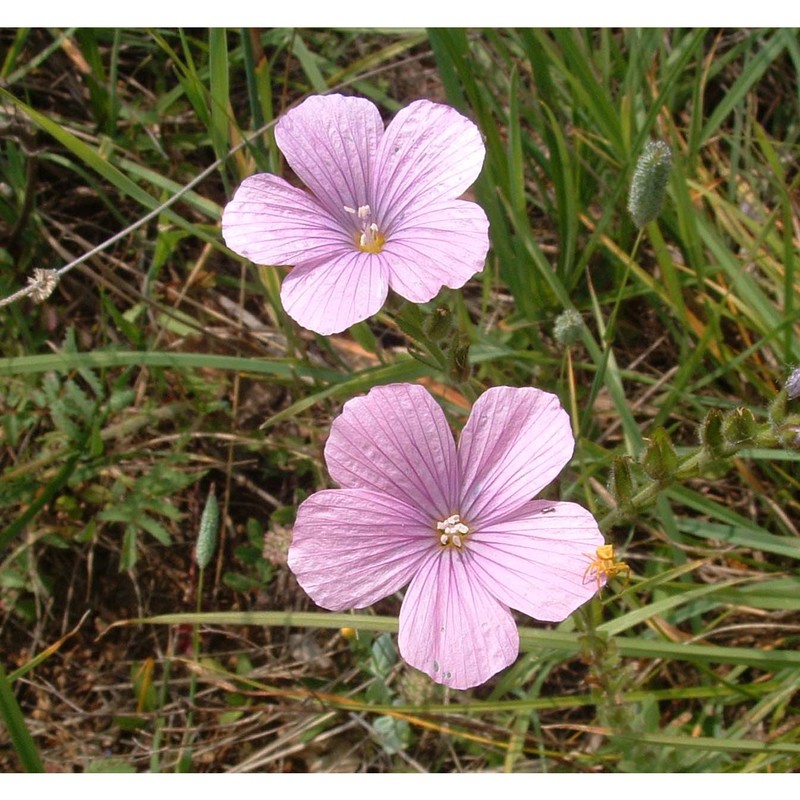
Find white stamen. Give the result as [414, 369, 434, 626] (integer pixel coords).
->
[359, 222, 380, 248]
[344, 204, 372, 221]
[436, 514, 470, 549]
[345, 204, 384, 252]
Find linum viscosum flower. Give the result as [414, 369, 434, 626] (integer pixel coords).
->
[288, 383, 604, 689]
[221, 94, 490, 335]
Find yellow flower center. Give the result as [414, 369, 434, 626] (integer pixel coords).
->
[344, 204, 385, 254]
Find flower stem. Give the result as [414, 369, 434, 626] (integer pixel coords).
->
[599, 420, 779, 533]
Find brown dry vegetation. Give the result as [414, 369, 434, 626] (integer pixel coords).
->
[2, 29, 800, 772]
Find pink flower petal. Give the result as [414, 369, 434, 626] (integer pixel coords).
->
[458, 387, 575, 523]
[222, 173, 349, 266]
[398, 549, 519, 689]
[324, 383, 459, 518]
[280, 250, 389, 335]
[276, 94, 384, 225]
[289, 488, 435, 610]
[468, 500, 604, 622]
[380, 198, 490, 302]
[373, 100, 485, 232]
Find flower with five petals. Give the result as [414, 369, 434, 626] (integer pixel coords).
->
[288, 383, 604, 689]
[222, 94, 490, 335]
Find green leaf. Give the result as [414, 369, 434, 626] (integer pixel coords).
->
[372, 715, 411, 755]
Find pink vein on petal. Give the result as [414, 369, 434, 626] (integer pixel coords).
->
[324, 383, 459, 518]
[280, 250, 388, 335]
[373, 100, 486, 231]
[221, 173, 351, 265]
[398, 549, 519, 690]
[276, 94, 384, 226]
[381, 198, 490, 302]
[288, 488, 435, 611]
[469, 500, 604, 622]
[458, 387, 575, 523]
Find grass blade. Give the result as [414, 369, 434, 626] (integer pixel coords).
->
[0, 661, 44, 772]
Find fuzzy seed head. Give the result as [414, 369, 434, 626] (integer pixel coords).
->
[628, 140, 672, 228]
[195, 490, 219, 570]
[553, 308, 584, 347]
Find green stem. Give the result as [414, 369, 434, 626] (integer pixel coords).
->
[174, 567, 204, 772]
[600, 423, 779, 532]
[602, 228, 644, 346]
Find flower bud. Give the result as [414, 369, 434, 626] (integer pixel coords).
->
[424, 305, 453, 342]
[721, 408, 758, 449]
[641, 427, 678, 482]
[776, 424, 800, 450]
[448, 335, 471, 383]
[700, 408, 730, 458]
[609, 456, 635, 511]
[785, 368, 800, 400]
[628, 140, 672, 228]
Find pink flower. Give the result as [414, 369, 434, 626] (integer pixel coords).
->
[288, 383, 604, 690]
[221, 94, 490, 335]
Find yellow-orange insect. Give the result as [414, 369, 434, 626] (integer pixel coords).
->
[583, 544, 631, 589]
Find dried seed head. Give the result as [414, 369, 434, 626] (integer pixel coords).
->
[28, 269, 59, 303]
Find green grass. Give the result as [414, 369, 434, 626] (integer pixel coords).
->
[1, 27, 799, 773]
